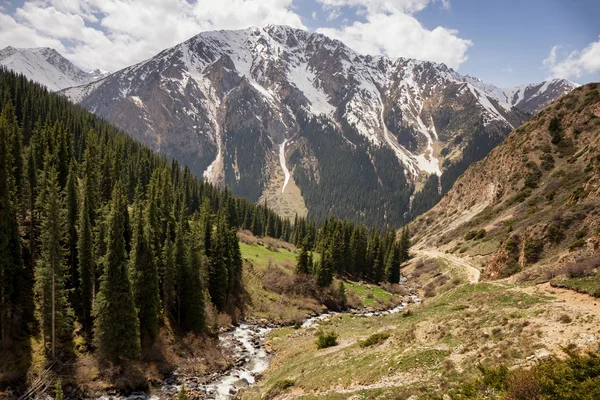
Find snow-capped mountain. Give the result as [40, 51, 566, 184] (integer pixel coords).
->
[60, 25, 577, 226]
[0, 46, 109, 91]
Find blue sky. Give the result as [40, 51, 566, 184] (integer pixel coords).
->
[1, 0, 599, 87]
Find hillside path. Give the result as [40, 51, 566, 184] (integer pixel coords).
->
[415, 248, 481, 283]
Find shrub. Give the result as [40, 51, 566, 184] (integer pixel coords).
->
[505, 369, 540, 400]
[561, 254, 600, 278]
[510, 188, 532, 204]
[524, 238, 543, 263]
[569, 239, 586, 251]
[546, 225, 565, 244]
[558, 314, 572, 324]
[540, 153, 555, 171]
[505, 235, 520, 254]
[359, 332, 390, 348]
[315, 329, 338, 349]
[548, 116, 562, 144]
[524, 164, 542, 189]
[464, 230, 478, 240]
[264, 379, 295, 400]
[545, 188, 556, 201]
[576, 227, 589, 239]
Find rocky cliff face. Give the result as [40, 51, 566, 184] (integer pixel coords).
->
[413, 83, 600, 280]
[59, 25, 577, 226]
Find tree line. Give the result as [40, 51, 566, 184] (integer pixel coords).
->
[0, 68, 411, 368]
[296, 217, 411, 287]
[0, 68, 292, 364]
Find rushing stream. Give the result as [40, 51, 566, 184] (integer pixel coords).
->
[97, 294, 421, 400]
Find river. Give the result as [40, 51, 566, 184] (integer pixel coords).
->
[97, 294, 421, 400]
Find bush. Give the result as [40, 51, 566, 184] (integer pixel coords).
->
[569, 239, 586, 251]
[546, 225, 565, 244]
[505, 369, 540, 400]
[548, 116, 562, 144]
[264, 379, 295, 400]
[315, 329, 338, 349]
[561, 254, 600, 278]
[558, 314, 572, 324]
[524, 238, 543, 263]
[359, 332, 390, 348]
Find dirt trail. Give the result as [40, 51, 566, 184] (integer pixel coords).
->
[515, 282, 600, 314]
[415, 248, 481, 283]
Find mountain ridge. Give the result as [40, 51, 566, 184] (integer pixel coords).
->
[53, 25, 577, 225]
[0, 46, 109, 91]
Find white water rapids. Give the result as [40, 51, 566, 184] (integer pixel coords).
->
[96, 294, 421, 400]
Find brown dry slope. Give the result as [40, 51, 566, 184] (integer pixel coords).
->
[412, 83, 600, 283]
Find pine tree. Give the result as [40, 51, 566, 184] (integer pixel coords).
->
[295, 239, 311, 275]
[209, 212, 229, 311]
[161, 223, 176, 318]
[385, 244, 401, 284]
[129, 200, 160, 345]
[77, 179, 94, 334]
[35, 164, 73, 360]
[177, 383, 189, 400]
[316, 249, 333, 287]
[0, 109, 24, 346]
[400, 226, 411, 262]
[66, 161, 79, 310]
[94, 182, 140, 362]
[183, 231, 205, 333]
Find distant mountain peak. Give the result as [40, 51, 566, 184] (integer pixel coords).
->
[0, 46, 107, 91]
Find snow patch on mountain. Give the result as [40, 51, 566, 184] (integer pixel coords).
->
[0, 46, 107, 91]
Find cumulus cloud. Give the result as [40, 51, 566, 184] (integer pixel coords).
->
[0, 0, 472, 72]
[543, 40, 600, 79]
[1, 0, 305, 71]
[315, 0, 471, 69]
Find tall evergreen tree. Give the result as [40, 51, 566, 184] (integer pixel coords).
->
[65, 161, 79, 309]
[209, 212, 229, 311]
[385, 243, 401, 284]
[400, 226, 411, 262]
[35, 164, 73, 360]
[77, 179, 94, 334]
[0, 108, 24, 346]
[94, 182, 140, 362]
[129, 200, 160, 345]
[295, 238, 311, 275]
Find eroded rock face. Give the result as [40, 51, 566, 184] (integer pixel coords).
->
[60, 25, 577, 225]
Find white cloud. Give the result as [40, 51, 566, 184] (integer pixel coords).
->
[543, 40, 600, 79]
[312, 11, 317, 20]
[0, 0, 471, 73]
[317, 10, 472, 69]
[317, 0, 433, 14]
[502, 64, 513, 73]
[1, 0, 305, 71]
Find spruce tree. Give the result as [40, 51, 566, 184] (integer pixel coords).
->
[183, 232, 205, 333]
[400, 226, 411, 262]
[77, 179, 94, 334]
[209, 212, 229, 311]
[0, 109, 24, 346]
[66, 161, 79, 310]
[385, 244, 401, 284]
[295, 239, 311, 275]
[129, 200, 160, 345]
[35, 165, 73, 360]
[94, 182, 140, 362]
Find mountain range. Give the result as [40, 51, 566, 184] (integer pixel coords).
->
[1, 26, 578, 226]
[0, 46, 108, 91]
